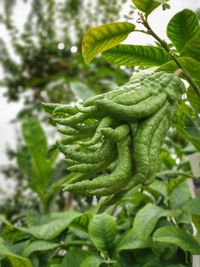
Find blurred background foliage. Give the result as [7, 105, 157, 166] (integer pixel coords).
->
[0, 0, 131, 115]
[0, 0, 132, 216]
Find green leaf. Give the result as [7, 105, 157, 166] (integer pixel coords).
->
[133, 203, 167, 239]
[183, 198, 200, 216]
[61, 249, 93, 267]
[148, 179, 167, 197]
[0, 215, 12, 226]
[167, 9, 200, 52]
[22, 240, 59, 257]
[157, 57, 200, 80]
[88, 213, 116, 253]
[151, 241, 177, 260]
[21, 117, 55, 198]
[22, 211, 80, 240]
[0, 238, 32, 267]
[176, 104, 200, 151]
[70, 82, 95, 100]
[116, 228, 151, 252]
[69, 212, 92, 232]
[157, 57, 200, 99]
[102, 45, 169, 67]
[80, 255, 105, 267]
[153, 226, 200, 254]
[22, 117, 47, 157]
[187, 86, 200, 112]
[82, 22, 135, 63]
[17, 146, 34, 182]
[181, 36, 200, 62]
[169, 180, 192, 210]
[132, 0, 169, 15]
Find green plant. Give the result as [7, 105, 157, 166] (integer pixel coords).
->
[0, 1, 200, 267]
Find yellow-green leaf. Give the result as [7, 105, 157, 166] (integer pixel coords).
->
[102, 44, 170, 67]
[82, 22, 135, 64]
[132, 0, 169, 15]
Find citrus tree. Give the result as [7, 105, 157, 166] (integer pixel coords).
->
[0, 1, 200, 267]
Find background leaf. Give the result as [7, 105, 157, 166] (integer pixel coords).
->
[82, 22, 135, 63]
[22, 240, 59, 257]
[102, 45, 169, 67]
[0, 238, 32, 267]
[88, 213, 116, 253]
[70, 82, 95, 100]
[153, 226, 200, 254]
[21, 117, 53, 198]
[167, 9, 200, 52]
[133, 203, 167, 240]
[22, 117, 48, 157]
[59, 249, 93, 267]
[22, 211, 80, 240]
[80, 255, 105, 267]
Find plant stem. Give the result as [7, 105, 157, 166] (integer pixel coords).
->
[138, 13, 200, 98]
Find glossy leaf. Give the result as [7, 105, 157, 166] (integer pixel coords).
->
[179, 202, 200, 226]
[81, 255, 105, 267]
[167, 9, 200, 52]
[169, 180, 192, 210]
[88, 213, 116, 253]
[82, 22, 135, 63]
[61, 249, 93, 267]
[132, 0, 169, 15]
[116, 228, 151, 252]
[0, 238, 32, 267]
[157, 57, 200, 80]
[181, 36, 200, 62]
[133, 203, 167, 240]
[22, 240, 59, 257]
[148, 179, 167, 197]
[153, 226, 200, 254]
[22, 211, 80, 240]
[69, 212, 92, 232]
[102, 45, 169, 67]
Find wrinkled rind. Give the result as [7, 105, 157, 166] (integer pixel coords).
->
[43, 71, 184, 197]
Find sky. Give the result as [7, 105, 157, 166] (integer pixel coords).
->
[0, 0, 199, 191]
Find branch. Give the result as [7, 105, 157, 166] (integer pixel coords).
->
[137, 13, 200, 99]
